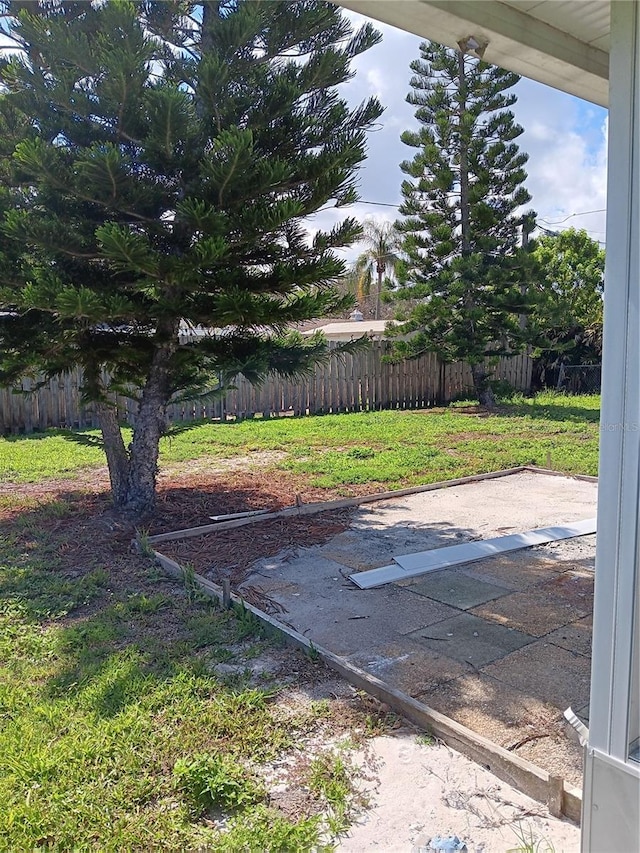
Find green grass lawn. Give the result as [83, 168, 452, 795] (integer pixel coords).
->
[0, 392, 601, 487]
[0, 496, 376, 851]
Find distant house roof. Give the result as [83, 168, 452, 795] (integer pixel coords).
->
[303, 320, 399, 340]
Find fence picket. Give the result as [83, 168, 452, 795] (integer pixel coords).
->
[0, 346, 533, 434]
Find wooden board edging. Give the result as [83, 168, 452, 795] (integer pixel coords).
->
[146, 466, 529, 545]
[522, 465, 599, 483]
[149, 546, 581, 823]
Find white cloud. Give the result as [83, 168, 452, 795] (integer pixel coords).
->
[365, 67, 387, 100]
[514, 80, 608, 241]
[333, 11, 609, 249]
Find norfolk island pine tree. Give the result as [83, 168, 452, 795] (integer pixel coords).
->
[390, 41, 539, 408]
[0, 0, 383, 516]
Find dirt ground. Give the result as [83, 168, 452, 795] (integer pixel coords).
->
[339, 731, 580, 852]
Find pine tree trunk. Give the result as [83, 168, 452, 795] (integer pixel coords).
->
[458, 50, 480, 367]
[471, 363, 497, 409]
[123, 339, 175, 517]
[519, 215, 533, 330]
[458, 51, 471, 257]
[97, 401, 130, 507]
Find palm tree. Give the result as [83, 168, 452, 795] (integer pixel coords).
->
[353, 219, 404, 320]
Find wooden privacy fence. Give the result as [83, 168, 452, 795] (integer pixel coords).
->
[0, 343, 532, 434]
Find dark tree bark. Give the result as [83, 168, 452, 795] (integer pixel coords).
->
[122, 340, 175, 517]
[471, 363, 497, 409]
[96, 401, 130, 507]
[96, 335, 176, 518]
[375, 259, 384, 320]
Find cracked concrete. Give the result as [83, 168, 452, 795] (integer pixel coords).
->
[237, 470, 597, 786]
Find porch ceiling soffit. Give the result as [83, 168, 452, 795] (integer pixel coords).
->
[338, 0, 610, 107]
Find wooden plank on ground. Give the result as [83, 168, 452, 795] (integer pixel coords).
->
[147, 466, 528, 544]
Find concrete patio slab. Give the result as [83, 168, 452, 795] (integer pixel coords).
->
[241, 554, 460, 655]
[470, 581, 591, 637]
[535, 569, 595, 611]
[407, 612, 535, 668]
[482, 641, 592, 710]
[418, 673, 581, 786]
[316, 527, 468, 571]
[347, 470, 596, 537]
[345, 638, 471, 696]
[423, 672, 585, 786]
[546, 615, 593, 658]
[230, 469, 598, 787]
[419, 670, 560, 732]
[460, 552, 571, 591]
[403, 571, 510, 609]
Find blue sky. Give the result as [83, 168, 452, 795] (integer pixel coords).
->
[309, 11, 608, 261]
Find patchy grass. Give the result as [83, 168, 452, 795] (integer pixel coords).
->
[0, 392, 600, 486]
[507, 822, 557, 853]
[308, 750, 364, 838]
[0, 491, 387, 851]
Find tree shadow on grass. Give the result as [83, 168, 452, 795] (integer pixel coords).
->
[497, 399, 600, 424]
[1, 425, 104, 445]
[0, 484, 277, 721]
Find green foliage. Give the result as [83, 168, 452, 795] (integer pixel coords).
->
[347, 446, 376, 459]
[351, 219, 404, 319]
[0, 0, 383, 513]
[173, 752, 264, 815]
[282, 443, 457, 487]
[533, 228, 604, 330]
[391, 42, 538, 404]
[416, 732, 435, 746]
[308, 751, 357, 836]
[0, 562, 109, 621]
[0, 428, 123, 483]
[530, 228, 605, 381]
[307, 641, 321, 662]
[232, 601, 264, 640]
[181, 563, 205, 605]
[135, 529, 156, 559]
[0, 497, 349, 851]
[507, 822, 556, 853]
[215, 806, 326, 852]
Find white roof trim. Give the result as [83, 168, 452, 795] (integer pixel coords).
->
[340, 0, 609, 106]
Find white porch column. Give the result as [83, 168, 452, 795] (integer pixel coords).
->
[582, 1, 640, 850]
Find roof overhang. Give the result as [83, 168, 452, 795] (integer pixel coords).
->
[338, 0, 610, 107]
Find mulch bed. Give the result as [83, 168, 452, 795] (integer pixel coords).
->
[157, 508, 356, 588]
[1, 468, 361, 588]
